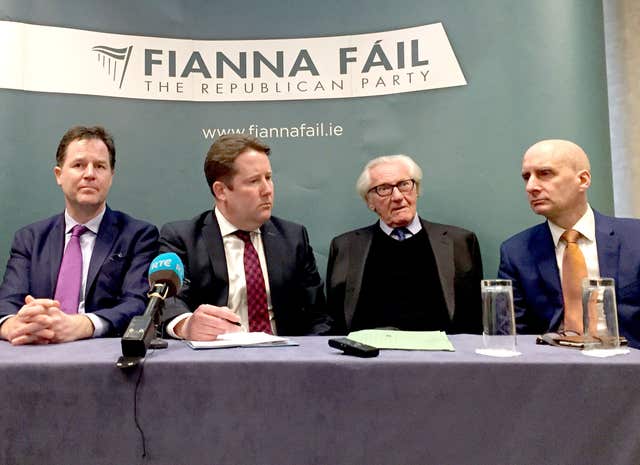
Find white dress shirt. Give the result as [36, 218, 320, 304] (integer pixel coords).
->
[167, 207, 276, 338]
[547, 204, 600, 280]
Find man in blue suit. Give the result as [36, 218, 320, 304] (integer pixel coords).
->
[498, 139, 640, 347]
[0, 126, 158, 345]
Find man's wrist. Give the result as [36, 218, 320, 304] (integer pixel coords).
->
[83, 315, 95, 338]
[84, 313, 108, 337]
[174, 318, 187, 339]
[166, 312, 191, 339]
[72, 315, 95, 340]
[0, 316, 15, 340]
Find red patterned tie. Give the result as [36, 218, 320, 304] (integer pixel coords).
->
[54, 224, 88, 314]
[234, 231, 272, 334]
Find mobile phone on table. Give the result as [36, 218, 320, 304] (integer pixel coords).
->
[328, 337, 379, 358]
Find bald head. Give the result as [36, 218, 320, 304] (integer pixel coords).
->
[521, 139, 592, 229]
[524, 139, 591, 172]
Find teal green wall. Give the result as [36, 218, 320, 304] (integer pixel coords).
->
[0, 0, 612, 280]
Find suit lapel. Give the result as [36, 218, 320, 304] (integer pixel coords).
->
[202, 212, 230, 305]
[86, 207, 117, 295]
[261, 220, 284, 308]
[48, 214, 66, 294]
[594, 212, 620, 283]
[423, 220, 455, 320]
[531, 223, 564, 329]
[344, 225, 374, 329]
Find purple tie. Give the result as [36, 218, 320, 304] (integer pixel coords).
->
[234, 230, 272, 334]
[54, 224, 88, 314]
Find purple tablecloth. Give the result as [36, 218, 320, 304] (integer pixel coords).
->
[1, 335, 639, 465]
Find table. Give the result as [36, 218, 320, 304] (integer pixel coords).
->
[1, 335, 639, 465]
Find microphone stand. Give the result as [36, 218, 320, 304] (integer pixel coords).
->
[116, 282, 170, 368]
[147, 283, 168, 350]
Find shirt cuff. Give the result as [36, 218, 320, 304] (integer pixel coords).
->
[85, 313, 109, 338]
[0, 314, 14, 336]
[166, 312, 192, 339]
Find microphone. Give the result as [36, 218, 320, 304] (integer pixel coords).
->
[118, 253, 184, 365]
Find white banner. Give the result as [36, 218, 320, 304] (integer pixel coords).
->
[0, 20, 466, 102]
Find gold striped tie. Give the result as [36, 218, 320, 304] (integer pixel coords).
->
[561, 229, 587, 333]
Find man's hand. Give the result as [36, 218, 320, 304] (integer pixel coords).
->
[0, 295, 94, 345]
[1, 296, 58, 344]
[41, 308, 95, 343]
[175, 305, 242, 341]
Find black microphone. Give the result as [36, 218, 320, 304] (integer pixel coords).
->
[117, 253, 184, 366]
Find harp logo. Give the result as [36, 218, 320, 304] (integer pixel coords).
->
[91, 45, 133, 89]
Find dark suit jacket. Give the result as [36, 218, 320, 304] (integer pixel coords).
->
[498, 210, 640, 348]
[159, 210, 332, 336]
[326, 218, 483, 334]
[0, 207, 159, 336]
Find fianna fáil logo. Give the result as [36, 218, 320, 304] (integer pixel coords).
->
[91, 45, 133, 89]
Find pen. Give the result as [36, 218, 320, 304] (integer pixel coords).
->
[221, 317, 242, 327]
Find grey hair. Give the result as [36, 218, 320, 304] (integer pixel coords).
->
[355, 154, 423, 201]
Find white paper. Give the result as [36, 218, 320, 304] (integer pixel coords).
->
[186, 332, 289, 349]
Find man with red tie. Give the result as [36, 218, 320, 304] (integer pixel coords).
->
[498, 139, 640, 347]
[0, 126, 158, 345]
[160, 134, 331, 340]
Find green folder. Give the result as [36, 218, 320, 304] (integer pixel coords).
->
[347, 329, 455, 351]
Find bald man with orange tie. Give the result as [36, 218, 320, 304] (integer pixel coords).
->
[498, 139, 640, 347]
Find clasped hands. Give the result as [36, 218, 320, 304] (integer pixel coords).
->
[175, 304, 243, 341]
[0, 295, 94, 345]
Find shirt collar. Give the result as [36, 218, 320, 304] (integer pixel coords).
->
[214, 206, 262, 237]
[378, 215, 422, 236]
[64, 208, 105, 235]
[548, 204, 595, 247]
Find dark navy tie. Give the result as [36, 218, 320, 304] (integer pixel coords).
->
[391, 227, 411, 241]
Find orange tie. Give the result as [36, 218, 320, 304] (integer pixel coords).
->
[561, 229, 587, 333]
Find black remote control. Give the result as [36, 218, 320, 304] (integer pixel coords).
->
[328, 337, 380, 358]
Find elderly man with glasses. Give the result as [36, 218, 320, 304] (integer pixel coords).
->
[326, 154, 483, 334]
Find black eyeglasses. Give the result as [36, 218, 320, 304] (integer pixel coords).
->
[368, 179, 415, 197]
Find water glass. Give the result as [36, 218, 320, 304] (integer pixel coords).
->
[582, 277, 620, 350]
[476, 279, 520, 357]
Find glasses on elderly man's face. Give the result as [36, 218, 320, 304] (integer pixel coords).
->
[368, 179, 415, 197]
